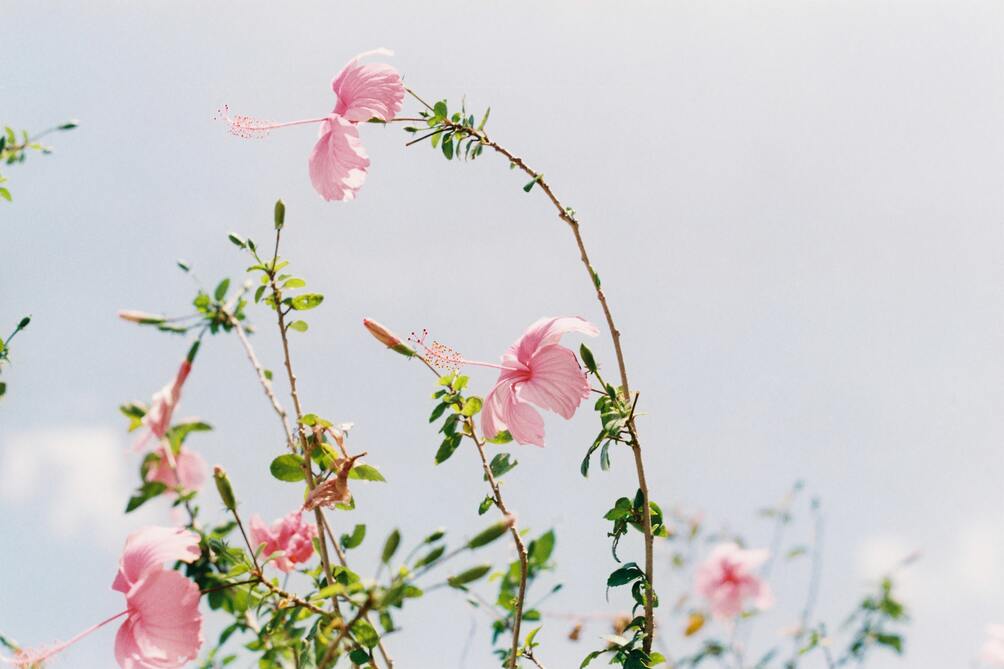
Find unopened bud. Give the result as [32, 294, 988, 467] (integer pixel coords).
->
[363, 318, 414, 357]
[117, 310, 166, 325]
[274, 199, 285, 230]
[213, 465, 237, 511]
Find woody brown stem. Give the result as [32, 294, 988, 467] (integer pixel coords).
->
[470, 421, 529, 669]
[319, 598, 374, 668]
[321, 514, 395, 669]
[422, 108, 657, 653]
[265, 226, 341, 620]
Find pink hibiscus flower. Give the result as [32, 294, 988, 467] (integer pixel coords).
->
[249, 511, 318, 572]
[982, 625, 1004, 666]
[136, 359, 192, 451]
[483, 317, 599, 446]
[218, 49, 404, 201]
[410, 316, 598, 446]
[112, 527, 203, 669]
[2, 527, 202, 668]
[694, 542, 774, 620]
[145, 445, 208, 492]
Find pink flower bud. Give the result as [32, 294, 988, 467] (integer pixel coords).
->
[117, 310, 166, 324]
[363, 318, 414, 357]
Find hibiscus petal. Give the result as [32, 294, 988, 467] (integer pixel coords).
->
[733, 547, 769, 571]
[331, 49, 405, 123]
[174, 448, 207, 490]
[126, 568, 203, 668]
[112, 527, 200, 593]
[753, 581, 774, 611]
[517, 344, 591, 419]
[481, 379, 512, 441]
[115, 618, 143, 669]
[145, 447, 207, 491]
[503, 388, 546, 447]
[308, 115, 370, 201]
[512, 316, 599, 365]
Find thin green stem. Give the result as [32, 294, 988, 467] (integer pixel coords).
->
[415, 355, 528, 669]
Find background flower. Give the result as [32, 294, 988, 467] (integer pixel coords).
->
[694, 542, 773, 620]
[249, 511, 317, 572]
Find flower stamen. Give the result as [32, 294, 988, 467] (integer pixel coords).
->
[214, 105, 328, 140]
[409, 329, 462, 371]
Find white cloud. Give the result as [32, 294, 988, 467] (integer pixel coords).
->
[951, 521, 1004, 597]
[0, 426, 161, 550]
[854, 533, 927, 606]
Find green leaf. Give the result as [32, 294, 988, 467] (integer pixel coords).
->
[600, 441, 611, 471]
[486, 430, 513, 444]
[442, 135, 454, 160]
[269, 454, 305, 482]
[422, 529, 446, 544]
[349, 649, 371, 664]
[413, 545, 445, 569]
[580, 436, 605, 477]
[290, 293, 324, 311]
[579, 344, 597, 374]
[351, 618, 380, 649]
[581, 650, 605, 668]
[299, 413, 332, 428]
[448, 563, 492, 588]
[607, 562, 644, 587]
[126, 481, 168, 512]
[433, 101, 448, 119]
[875, 634, 903, 654]
[461, 396, 483, 417]
[529, 530, 555, 566]
[435, 434, 462, 464]
[166, 421, 213, 449]
[468, 519, 510, 549]
[0, 188, 10, 202]
[478, 495, 494, 515]
[477, 106, 491, 131]
[214, 278, 230, 301]
[523, 174, 543, 192]
[340, 524, 366, 550]
[227, 233, 246, 249]
[486, 452, 517, 480]
[282, 278, 306, 289]
[429, 401, 449, 423]
[287, 320, 308, 333]
[381, 529, 401, 564]
[348, 463, 386, 482]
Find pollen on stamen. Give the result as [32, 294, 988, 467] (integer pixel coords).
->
[213, 104, 273, 139]
[408, 328, 463, 371]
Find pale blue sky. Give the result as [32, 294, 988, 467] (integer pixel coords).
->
[2, 1, 1003, 667]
